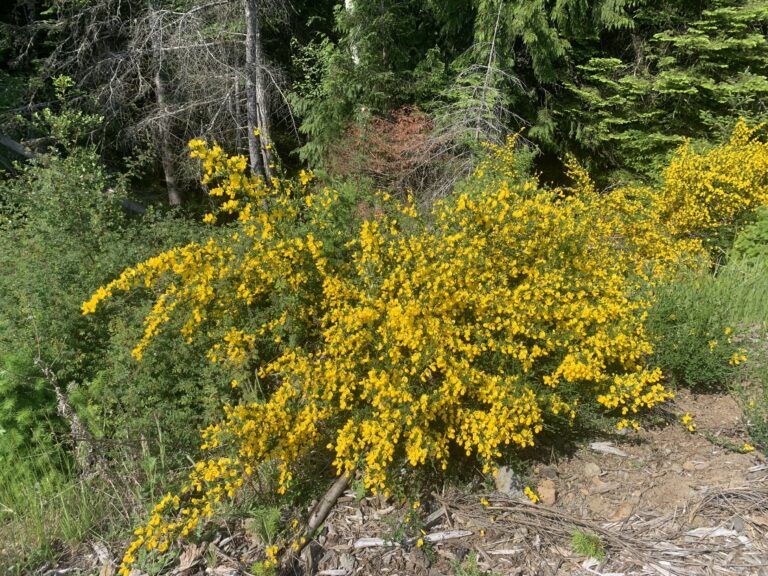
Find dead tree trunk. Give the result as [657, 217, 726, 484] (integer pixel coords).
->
[345, 0, 360, 65]
[150, 8, 182, 206]
[244, 0, 272, 180]
[35, 356, 106, 476]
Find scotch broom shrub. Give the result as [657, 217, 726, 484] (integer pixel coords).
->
[82, 122, 768, 575]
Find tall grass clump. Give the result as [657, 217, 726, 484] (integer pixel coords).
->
[0, 437, 186, 574]
[0, 449, 108, 572]
[648, 227, 768, 445]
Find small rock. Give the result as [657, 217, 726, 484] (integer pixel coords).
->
[683, 461, 696, 471]
[750, 513, 768, 528]
[92, 541, 113, 566]
[339, 553, 355, 572]
[495, 465, 521, 495]
[730, 516, 746, 533]
[690, 515, 710, 528]
[584, 462, 601, 478]
[539, 465, 558, 479]
[537, 479, 557, 506]
[207, 569, 238, 576]
[609, 502, 633, 520]
[589, 442, 628, 457]
[588, 496, 609, 516]
[591, 479, 619, 494]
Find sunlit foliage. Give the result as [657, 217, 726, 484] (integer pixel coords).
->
[81, 122, 768, 575]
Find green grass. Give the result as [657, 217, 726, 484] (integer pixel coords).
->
[712, 259, 768, 327]
[245, 506, 282, 546]
[454, 552, 497, 576]
[0, 450, 108, 572]
[648, 258, 768, 384]
[0, 440, 179, 575]
[703, 258, 768, 451]
[571, 529, 606, 561]
[648, 256, 768, 449]
[732, 334, 768, 451]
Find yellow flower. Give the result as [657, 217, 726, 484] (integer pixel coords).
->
[729, 351, 748, 366]
[266, 544, 279, 562]
[524, 486, 540, 504]
[88, 123, 768, 570]
[299, 169, 315, 186]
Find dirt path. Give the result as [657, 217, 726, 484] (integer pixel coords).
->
[312, 391, 767, 576]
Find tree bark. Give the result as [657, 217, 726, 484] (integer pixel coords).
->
[150, 7, 182, 206]
[244, 0, 272, 180]
[345, 0, 360, 65]
[0, 134, 35, 159]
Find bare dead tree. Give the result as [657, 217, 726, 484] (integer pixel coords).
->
[245, 0, 272, 179]
[413, 3, 530, 205]
[45, 0, 291, 200]
[149, 5, 182, 205]
[344, 0, 360, 65]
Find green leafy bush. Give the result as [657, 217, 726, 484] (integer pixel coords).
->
[648, 253, 768, 390]
[647, 270, 741, 390]
[733, 207, 768, 261]
[0, 145, 228, 467]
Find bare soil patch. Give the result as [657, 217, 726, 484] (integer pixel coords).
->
[309, 391, 767, 576]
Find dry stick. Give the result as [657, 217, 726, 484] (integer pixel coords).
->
[31, 317, 107, 477]
[277, 473, 350, 576]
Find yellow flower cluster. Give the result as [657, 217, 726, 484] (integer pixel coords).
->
[656, 120, 768, 239]
[524, 486, 540, 503]
[121, 456, 244, 569]
[729, 350, 748, 366]
[83, 124, 768, 576]
[681, 412, 696, 433]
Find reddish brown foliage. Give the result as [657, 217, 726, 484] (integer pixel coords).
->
[328, 106, 439, 196]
